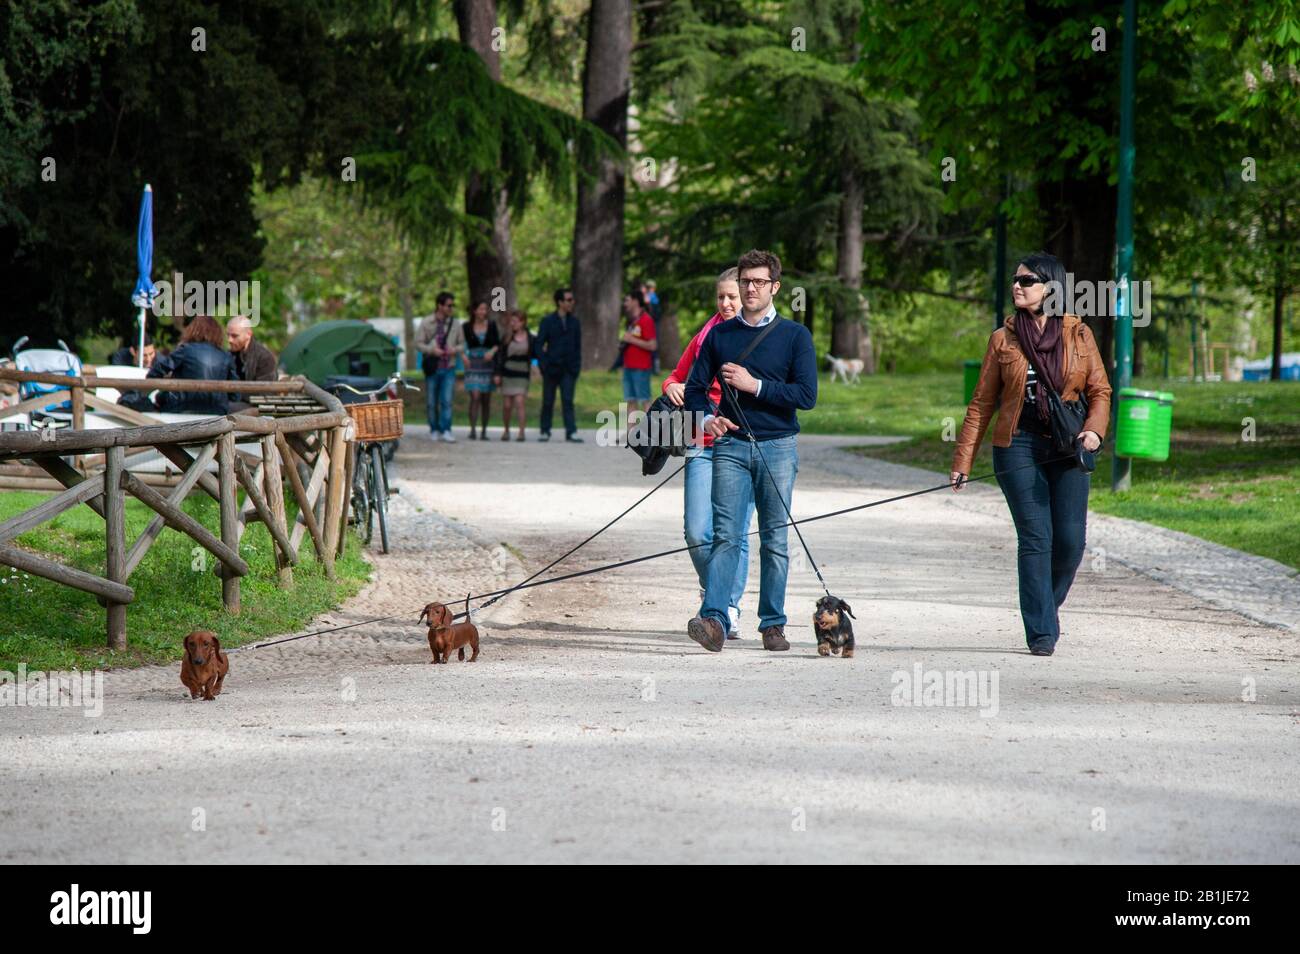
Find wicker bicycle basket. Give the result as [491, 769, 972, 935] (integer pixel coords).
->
[346, 399, 404, 442]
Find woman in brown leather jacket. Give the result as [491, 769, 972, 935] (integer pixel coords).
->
[950, 252, 1112, 656]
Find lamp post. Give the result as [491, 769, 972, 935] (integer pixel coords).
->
[1111, 0, 1137, 492]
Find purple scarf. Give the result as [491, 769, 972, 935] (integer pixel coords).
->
[434, 316, 453, 371]
[1016, 310, 1064, 422]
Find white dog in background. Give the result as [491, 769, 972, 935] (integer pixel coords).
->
[827, 354, 865, 385]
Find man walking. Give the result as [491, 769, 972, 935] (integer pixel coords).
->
[415, 291, 465, 442]
[534, 287, 583, 443]
[643, 278, 662, 374]
[683, 249, 818, 652]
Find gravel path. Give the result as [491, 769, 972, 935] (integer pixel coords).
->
[2, 427, 1297, 863]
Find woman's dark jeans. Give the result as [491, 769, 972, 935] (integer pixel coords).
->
[993, 431, 1090, 652]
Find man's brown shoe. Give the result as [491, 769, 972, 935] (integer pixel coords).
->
[762, 625, 790, 652]
[688, 616, 725, 652]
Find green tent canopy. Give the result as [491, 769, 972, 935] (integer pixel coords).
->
[278, 320, 400, 384]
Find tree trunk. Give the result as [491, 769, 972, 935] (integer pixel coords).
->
[455, 0, 517, 316]
[1038, 173, 1117, 376]
[572, 0, 631, 370]
[831, 165, 874, 372]
[658, 305, 682, 369]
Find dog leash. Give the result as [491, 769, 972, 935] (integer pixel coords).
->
[718, 367, 833, 600]
[240, 461, 688, 652]
[434, 452, 1077, 607]
[473, 460, 687, 613]
[239, 452, 1071, 655]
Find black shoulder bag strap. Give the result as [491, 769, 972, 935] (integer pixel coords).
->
[734, 314, 784, 366]
[716, 315, 785, 436]
[626, 317, 785, 469]
[1015, 325, 1095, 471]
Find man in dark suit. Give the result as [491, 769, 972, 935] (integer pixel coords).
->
[534, 287, 583, 443]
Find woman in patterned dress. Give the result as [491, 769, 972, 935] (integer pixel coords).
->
[462, 300, 500, 440]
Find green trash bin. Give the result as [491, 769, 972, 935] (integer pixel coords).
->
[963, 359, 982, 404]
[1115, 387, 1172, 461]
[1156, 391, 1174, 458]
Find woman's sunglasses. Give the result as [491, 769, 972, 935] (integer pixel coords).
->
[1011, 273, 1045, 288]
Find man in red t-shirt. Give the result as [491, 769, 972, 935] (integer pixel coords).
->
[620, 290, 657, 414]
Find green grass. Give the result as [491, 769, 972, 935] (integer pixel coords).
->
[843, 375, 1300, 571]
[1084, 382, 1300, 569]
[0, 491, 370, 672]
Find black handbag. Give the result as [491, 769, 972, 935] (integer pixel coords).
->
[1017, 333, 1096, 472]
[627, 394, 688, 475]
[627, 315, 784, 475]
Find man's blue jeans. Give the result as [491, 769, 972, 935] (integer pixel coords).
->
[685, 444, 752, 623]
[700, 434, 798, 633]
[992, 430, 1091, 651]
[425, 368, 455, 434]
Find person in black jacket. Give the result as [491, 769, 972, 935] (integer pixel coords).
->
[493, 309, 536, 441]
[533, 287, 583, 443]
[108, 333, 155, 369]
[146, 316, 239, 415]
[462, 300, 501, 440]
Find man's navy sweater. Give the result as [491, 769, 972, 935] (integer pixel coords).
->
[683, 314, 818, 440]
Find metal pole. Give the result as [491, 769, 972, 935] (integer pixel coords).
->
[1111, 0, 1137, 492]
[1162, 305, 1170, 379]
[1190, 279, 1200, 380]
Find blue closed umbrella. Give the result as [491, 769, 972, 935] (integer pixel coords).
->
[130, 184, 155, 367]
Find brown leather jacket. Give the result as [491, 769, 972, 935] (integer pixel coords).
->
[952, 314, 1112, 475]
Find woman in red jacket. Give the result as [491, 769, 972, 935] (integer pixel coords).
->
[663, 267, 755, 639]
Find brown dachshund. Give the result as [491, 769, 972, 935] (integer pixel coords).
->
[181, 630, 229, 700]
[421, 596, 480, 663]
[418, 601, 453, 631]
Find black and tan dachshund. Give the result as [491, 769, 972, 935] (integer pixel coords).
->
[812, 595, 856, 658]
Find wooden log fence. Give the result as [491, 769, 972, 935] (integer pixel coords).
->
[0, 371, 359, 647]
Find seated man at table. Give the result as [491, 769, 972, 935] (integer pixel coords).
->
[225, 315, 277, 413]
[108, 333, 156, 369]
[226, 315, 278, 382]
[146, 316, 239, 415]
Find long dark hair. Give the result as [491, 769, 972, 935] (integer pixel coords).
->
[1016, 251, 1068, 318]
[178, 315, 225, 348]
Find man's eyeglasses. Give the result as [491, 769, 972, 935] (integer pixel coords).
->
[1011, 274, 1044, 288]
[738, 278, 774, 290]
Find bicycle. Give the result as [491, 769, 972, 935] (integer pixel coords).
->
[332, 373, 419, 554]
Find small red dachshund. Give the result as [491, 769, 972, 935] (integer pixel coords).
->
[181, 630, 229, 700]
[420, 597, 480, 664]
